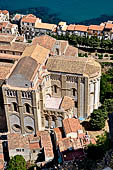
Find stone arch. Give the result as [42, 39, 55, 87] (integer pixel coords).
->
[53, 85, 58, 93]
[57, 116, 63, 127]
[9, 114, 21, 133]
[12, 102, 18, 112]
[24, 116, 35, 134]
[51, 115, 56, 128]
[44, 114, 49, 128]
[23, 103, 32, 114]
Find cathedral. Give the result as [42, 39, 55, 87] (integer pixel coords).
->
[2, 35, 101, 134]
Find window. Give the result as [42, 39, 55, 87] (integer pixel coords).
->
[12, 102, 18, 112]
[45, 116, 49, 128]
[72, 88, 76, 96]
[75, 101, 78, 108]
[25, 103, 31, 113]
[53, 85, 57, 93]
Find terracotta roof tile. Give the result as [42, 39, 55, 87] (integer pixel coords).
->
[54, 127, 63, 141]
[46, 57, 101, 77]
[32, 35, 56, 50]
[74, 25, 88, 32]
[0, 62, 13, 80]
[105, 23, 113, 29]
[35, 22, 57, 31]
[88, 25, 104, 31]
[65, 45, 78, 57]
[63, 118, 82, 134]
[67, 24, 75, 31]
[22, 44, 50, 64]
[40, 131, 54, 159]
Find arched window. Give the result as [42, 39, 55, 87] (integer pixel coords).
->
[72, 88, 76, 96]
[57, 117, 63, 127]
[51, 116, 56, 128]
[12, 102, 18, 112]
[53, 85, 57, 93]
[25, 103, 31, 113]
[45, 115, 49, 128]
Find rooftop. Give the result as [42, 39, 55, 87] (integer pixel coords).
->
[88, 25, 104, 31]
[63, 118, 82, 134]
[8, 56, 38, 81]
[22, 44, 50, 64]
[35, 22, 57, 31]
[46, 57, 101, 77]
[0, 62, 13, 80]
[32, 35, 56, 50]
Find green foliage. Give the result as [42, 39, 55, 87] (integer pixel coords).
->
[27, 40, 32, 43]
[86, 132, 111, 160]
[100, 68, 113, 102]
[51, 34, 113, 50]
[7, 155, 26, 170]
[102, 99, 113, 114]
[98, 54, 103, 59]
[90, 109, 107, 130]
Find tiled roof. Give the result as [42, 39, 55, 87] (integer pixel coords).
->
[63, 118, 82, 134]
[46, 57, 101, 77]
[0, 34, 15, 43]
[0, 22, 8, 28]
[0, 62, 13, 80]
[105, 23, 113, 29]
[40, 131, 54, 159]
[88, 25, 104, 31]
[0, 42, 28, 53]
[8, 133, 30, 149]
[32, 35, 56, 50]
[35, 22, 57, 31]
[61, 96, 74, 111]
[65, 45, 78, 57]
[15, 36, 25, 42]
[22, 44, 50, 64]
[8, 56, 38, 81]
[67, 24, 75, 31]
[21, 14, 37, 23]
[0, 10, 9, 15]
[54, 127, 63, 141]
[0, 53, 20, 61]
[74, 25, 88, 32]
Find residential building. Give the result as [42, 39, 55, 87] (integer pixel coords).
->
[0, 10, 9, 22]
[88, 25, 104, 39]
[2, 22, 18, 35]
[35, 22, 57, 36]
[7, 131, 54, 162]
[57, 21, 67, 35]
[21, 14, 41, 39]
[54, 118, 95, 163]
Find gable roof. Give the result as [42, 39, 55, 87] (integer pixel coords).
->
[22, 44, 50, 64]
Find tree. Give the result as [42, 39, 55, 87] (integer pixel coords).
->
[90, 109, 107, 130]
[7, 155, 26, 170]
[86, 132, 111, 160]
[100, 68, 113, 102]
